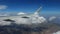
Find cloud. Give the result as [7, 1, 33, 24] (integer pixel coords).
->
[0, 14, 8, 16]
[31, 16, 47, 24]
[8, 16, 47, 25]
[13, 12, 47, 24]
[0, 5, 8, 10]
[0, 12, 10, 16]
[0, 12, 47, 26]
[0, 21, 11, 26]
[53, 31, 60, 34]
[17, 12, 26, 15]
[49, 16, 56, 21]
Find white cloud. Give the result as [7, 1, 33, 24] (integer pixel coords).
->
[31, 16, 47, 24]
[49, 16, 56, 21]
[0, 14, 8, 16]
[0, 12, 47, 26]
[17, 12, 26, 15]
[9, 16, 47, 25]
[0, 5, 8, 10]
[0, 15, 47, 26]
[13, 12, 47, 24]
[0, 21, 11, 26]
[53, 31, 60, 34]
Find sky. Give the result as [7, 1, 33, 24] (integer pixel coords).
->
[0, 0, 60, 16]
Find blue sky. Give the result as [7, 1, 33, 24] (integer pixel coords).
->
[0, 0, 60, 16]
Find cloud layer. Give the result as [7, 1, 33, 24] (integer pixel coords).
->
[17, 12, 26, 15]
[49, 16, 56, 21]
[53, 31, 60, 34]
[0, 5, 8, 10]
[0, 12, 47, 26]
